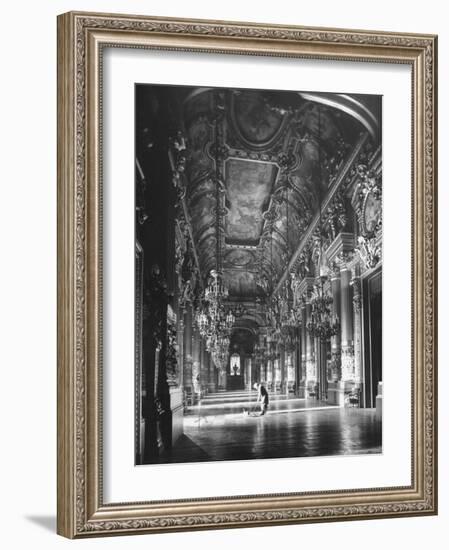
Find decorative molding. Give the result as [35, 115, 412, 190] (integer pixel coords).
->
[78, 15, 435, 50]
[341, 345, 355, 381]
[323, 190, 348, 242]
[356, 234, 381, 270]
[306, 358, 317, 381]
[57, 11, 437, 538]
[352, 161, 382, 238]
[330, 351, 342, 382]
[275, 132, 369, 292]
[82, 498, 435, 533]
[168, 135, 205, 291]
[326, 232, 354, 265]
[295, 276, 316, 302]
[351, 276, 362, 314]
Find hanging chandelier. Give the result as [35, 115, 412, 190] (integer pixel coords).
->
[204, 269, 228, 303]
[196, 270, 233, 338]
[306, 276, 340, 340]
[195, 92, 234, 371]
[196, 276, 234, 345]
[306, 106, 339, 341]
[196, 272, 235, 371]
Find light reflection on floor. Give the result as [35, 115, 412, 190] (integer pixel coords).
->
[162, 390, 382, 464]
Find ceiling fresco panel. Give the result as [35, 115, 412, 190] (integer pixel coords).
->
[224, 248, 255, 268]
[223, 268, 259, 298]
[224, 159, 278, 246]
[232, 91, 286, 147]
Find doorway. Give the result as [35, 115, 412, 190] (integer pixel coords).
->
[362, 268, 382, 408]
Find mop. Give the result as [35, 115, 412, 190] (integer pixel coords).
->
[242, 401, 259, 417]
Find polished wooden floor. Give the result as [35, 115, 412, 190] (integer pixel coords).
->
[163, 389, 382, 464]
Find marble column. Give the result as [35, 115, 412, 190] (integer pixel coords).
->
[305, 299, 317, 393]
[294, 328, 302, 396]
[183, 305, 193, 389]
[351, 267, 363, 385]
[218, 368, 227, 390]
[260, 333, 266, 384]
[200, 340, 208, 392]
[300, 303, 307, 396]
[317, 338, 328, 401]
[280, 346, 286, 393]
[274, 357, 280, 393]
[340, 265, 355, 381]
[177, 312, 185, 389]
[286, 350, 295, 394]
[246, 356, 252, 390]
[259, 356, 265, 385]
[330, 268, 342, 381]
[192, 327, 201, 397]
[266, 359, 273, 390]
[273, 355, 278, 392]
[206, 351, 215, 393]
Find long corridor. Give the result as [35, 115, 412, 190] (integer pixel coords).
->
[161, 390, 382, 464]
[135, 86, 384, 466]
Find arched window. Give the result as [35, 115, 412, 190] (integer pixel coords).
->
[230, 353, 241, 376]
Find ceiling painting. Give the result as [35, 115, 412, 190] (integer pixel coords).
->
[224, 159, 278, 246]
[177, 86, 374, 308]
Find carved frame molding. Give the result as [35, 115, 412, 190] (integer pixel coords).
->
[57, 11, 437, 538]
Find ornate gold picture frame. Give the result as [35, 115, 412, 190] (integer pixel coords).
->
[57, 11, 437, 538]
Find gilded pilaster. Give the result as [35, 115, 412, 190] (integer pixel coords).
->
[340, 262, 355, 382]
[192, 327, 201, 396]
[330, 264, 342, 381]
[351, 267, 363, 384]
[183, 305, 193, 388]
[305, 300, 317, 384]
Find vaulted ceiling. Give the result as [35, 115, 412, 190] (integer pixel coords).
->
[176, 86, 379, 306]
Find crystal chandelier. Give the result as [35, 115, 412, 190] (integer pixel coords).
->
[204, 269, 228, 303]
[196, 271, 235, 370]
[196, 270, 230, 336]
[195, 92, 234, 371]
[196, 280, 234, 338]
[306, 276, 340, 340]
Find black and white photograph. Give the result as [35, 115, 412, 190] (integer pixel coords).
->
[135, 84, 382, 466]
[0, 0, 442, 544]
